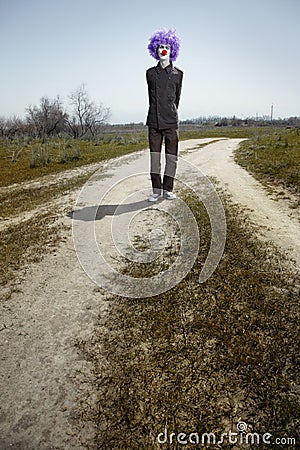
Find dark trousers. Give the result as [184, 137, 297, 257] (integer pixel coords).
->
[148, 127, 179, 194]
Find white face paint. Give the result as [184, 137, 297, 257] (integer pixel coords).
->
[157, 44, 171, 64]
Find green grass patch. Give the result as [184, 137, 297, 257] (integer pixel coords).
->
[0, 210, 65, 292]
[0, 173, 92, 219]
[78, 189, 299, 449]
[179, 125, 273, 140]
[0, 134, 148, 187]
[234, 128, 300, 195]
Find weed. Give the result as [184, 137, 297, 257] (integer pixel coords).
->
[5, 138, 23, 162]
[29, 142, 52, 168]
[58, 143, 81, 164]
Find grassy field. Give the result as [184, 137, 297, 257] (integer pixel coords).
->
[79, 189, 299, 449]
[0, 134, 148, 187]
[234, 128, 300, 198]
[179, 125, 271, 140]
[0, 126, 272, 188]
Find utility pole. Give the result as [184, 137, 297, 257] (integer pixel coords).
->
[270, 103, 274, 121]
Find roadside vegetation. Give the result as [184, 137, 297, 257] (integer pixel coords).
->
[0, 210, 64, 290]
[234, 128, 300, 200]
[0, 134, 148, 187]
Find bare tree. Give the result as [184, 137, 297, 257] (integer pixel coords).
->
[66, 84, 110, 138]
[0, 116, 8, 138]
[26, 96, 67, 138]
[0, 115, 26, 139]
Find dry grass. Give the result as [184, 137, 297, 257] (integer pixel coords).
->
[0, 209, 65, 294]
[0, 173, 92, 219]
[179, 126, 272, 140]
[77, 189, 299, 449]
[235, 128, 300, 198]
[0, 171, 92, 293]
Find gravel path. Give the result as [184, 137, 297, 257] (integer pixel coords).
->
[0, 138, 299, 449]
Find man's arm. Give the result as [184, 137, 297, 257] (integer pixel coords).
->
[175, 71, 183, 108]
[146, 69, 153, 101]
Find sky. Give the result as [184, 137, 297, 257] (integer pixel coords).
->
[0, 0, 299, 124]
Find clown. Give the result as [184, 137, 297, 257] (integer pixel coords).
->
[146, 28, 183, 202]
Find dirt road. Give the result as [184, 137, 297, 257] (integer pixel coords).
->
[0, 138, 299, 449]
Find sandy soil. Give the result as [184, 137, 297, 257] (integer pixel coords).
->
[0, 138, 299, 449]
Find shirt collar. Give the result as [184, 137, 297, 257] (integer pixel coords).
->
[156, 62, 173, 74]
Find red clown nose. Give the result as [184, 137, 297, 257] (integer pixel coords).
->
[162, 49, 167, 56]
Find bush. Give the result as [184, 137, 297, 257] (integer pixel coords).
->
[29, 143, 52, 168]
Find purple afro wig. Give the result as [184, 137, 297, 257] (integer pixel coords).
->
[147, 28, 180, 62]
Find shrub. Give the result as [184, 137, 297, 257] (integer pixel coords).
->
[29, 143, 52, 168]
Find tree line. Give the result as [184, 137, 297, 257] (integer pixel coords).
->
[181, 115, 300, 128]
[0, 85, 111, 140]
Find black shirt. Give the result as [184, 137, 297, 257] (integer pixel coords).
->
[146, 62, 183, 130]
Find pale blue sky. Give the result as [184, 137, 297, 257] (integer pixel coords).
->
[1, 0, 299, 123]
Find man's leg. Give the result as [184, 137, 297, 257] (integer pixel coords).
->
[148, 127, 163, 195]
[162, 127, 179, 193]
